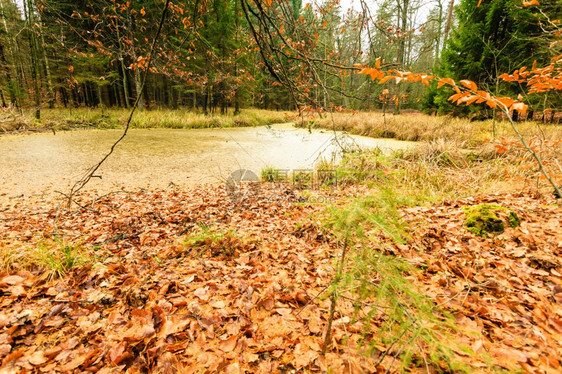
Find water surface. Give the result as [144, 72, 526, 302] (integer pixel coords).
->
[0, 124, 415, 199]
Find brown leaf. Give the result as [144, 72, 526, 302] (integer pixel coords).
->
[294, 343, 318, 368]
[28, 350, 47, 366]
[123, 309, 155, 341]
[158, 315, 191, 338]
[0, 350, 24, 371]
[193, 286, 210, 301]
[219, 335, 238, 353]
[155, 352, 179, 372]
[0, 315, 10, 329]
[7, 286, 25, 297]
[490, 347, 529, 369]
[60, 354, 87, 371]
[261, 298, 274, 311]
[108, 342, 131, 365]
[275, 308, 292, 316]
[0, 345, 11, 358]
[308, 317, 323, 334]
[0, 276, 24, 287]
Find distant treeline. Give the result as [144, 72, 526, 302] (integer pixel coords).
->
[0, 0, 560, 119]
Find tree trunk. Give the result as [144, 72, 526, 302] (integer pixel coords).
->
[433, 0, 444, 70]
[128, 12, 143, 110]
[25, 0, 41, 119]
[97, 83, 104, 109]
[0, 0, 19, 107]
[396, 0, 409, 67]
[117, 39, 131, 107]
[203, 85, 209, 114]
[234, 0, 241, 115]
[0, 43, 16, 106]
[36, 7, 55, 108]
[443, 0, 455, 47]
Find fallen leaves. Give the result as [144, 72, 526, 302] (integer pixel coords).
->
[398, 192, 562, 372]
[0, 186, 560, 372]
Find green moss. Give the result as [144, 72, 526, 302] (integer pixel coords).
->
[463, 204, 520, 237]
[508, 211, 521, 228]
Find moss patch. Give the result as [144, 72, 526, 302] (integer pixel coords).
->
[507, 211, 521, 228]
[463, 204, 520, 237]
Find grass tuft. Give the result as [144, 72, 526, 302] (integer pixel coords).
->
[261, 166, 282, 182]
[184, 225, 252, 257]
[33, 239, 90, 279]
[1, 239, 91, 279]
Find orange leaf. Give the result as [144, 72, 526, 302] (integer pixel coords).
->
[496, 97, 514, 108]
[448, 92, 468, 103]
[523, 0, 539, 7]
[477, 0, 482, 6]
[375, 57, 381, 69]
[463, 95, 479, 105]
[476, 90, 490, 99]
[551, 54, 562, 64]
[437, 77, 455, 89]
[357, 68, 371, 76]
[512, 102, 528, 114]
[421, 75, 434, 86]
[460, 79, 477, 91]
[378, 75, 395, 85]
[368, 69, 384, 81]
[219, 335, 239, 352]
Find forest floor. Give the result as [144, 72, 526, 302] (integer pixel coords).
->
[0, 183, 561, 373]
[0, 112, 561, 372]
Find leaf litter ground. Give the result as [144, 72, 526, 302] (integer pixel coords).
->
[0, 186, 560, 373]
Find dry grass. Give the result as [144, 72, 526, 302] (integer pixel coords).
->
[298, 111, 562, 146]
[4, 108, 560, 145]
[0, 239, 93, 278]
[293, 111, 561, 200]
[0, 107, 290, 133]
[337, 138, 561, 203]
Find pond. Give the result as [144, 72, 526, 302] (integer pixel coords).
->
[0, 123, 416, 199]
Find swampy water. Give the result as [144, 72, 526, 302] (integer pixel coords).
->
[0, 123, 416, 198]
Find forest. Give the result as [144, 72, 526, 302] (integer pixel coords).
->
[0, 0, 558, 117]
[0, 0, 562, 372]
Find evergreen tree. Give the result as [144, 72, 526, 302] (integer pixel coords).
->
[424, 0, 561, 116]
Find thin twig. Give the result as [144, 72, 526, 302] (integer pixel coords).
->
[321, 240, 349, 354]
[66, 0, 171, 208]
[296, 283, 330, 317]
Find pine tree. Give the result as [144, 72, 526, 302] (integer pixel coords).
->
[424, 0, 561, 116]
